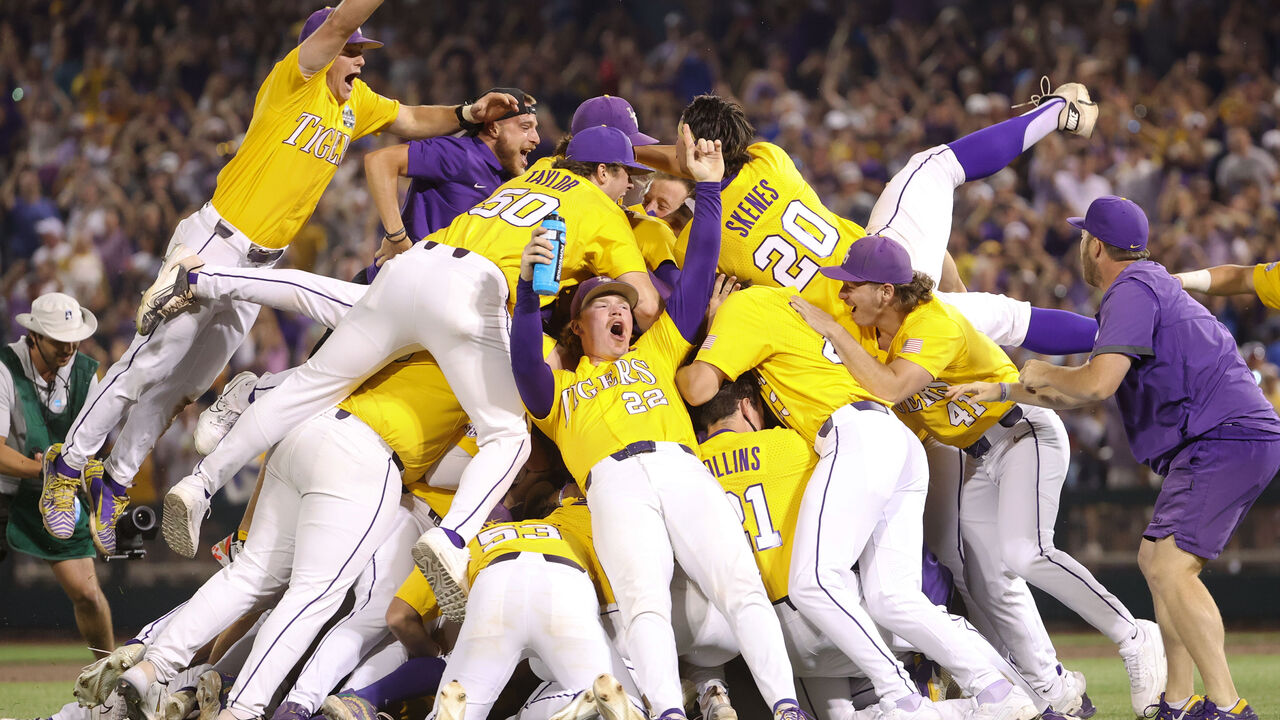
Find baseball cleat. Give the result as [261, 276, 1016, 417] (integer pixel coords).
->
[210, 530, 246, 568]
[1018, 76, 1098, 139]
[162, 475, 211, 559]
[1042, 665, 1086, 717]
[161, 687, 197, 720]
[87, 468, 129, 556]
[1203, 698, 1258, 719]
[136, 244, 204, 336]
[320, 692, 379, 720]
[194, 371, 257, 455]
[76, 643, 147, 708]
[548, 689, 597, 720]
[1120, 619, 1167, 717]
[40, 443, 83, 540]
[970, 686, 1038, 720]
[434, 681, 467, 720]
[117, 662, 164, 720]
[593, 674, 645, 720]
[699, 684, 737, 720]
[411, 527, 471, 622]
[194, 670, 233, 720]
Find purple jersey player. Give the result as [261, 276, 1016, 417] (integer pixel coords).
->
[949, 195, 1280, 720]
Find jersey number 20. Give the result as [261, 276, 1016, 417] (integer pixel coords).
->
[751, 200, 840, 290]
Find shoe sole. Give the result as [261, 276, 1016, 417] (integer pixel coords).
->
[162, 690, 196, 720]
[117, 678, 148, 720]
[162, 492, 198, 559]
[707, 703, 738, 720]
[435, 681, 466, 720]
[411, 541, 467, 623]
[195, 673, 223, 720]
[319, 696, 358, 720]
[593, 675, 637, 720]
[548, 691, 597, 720]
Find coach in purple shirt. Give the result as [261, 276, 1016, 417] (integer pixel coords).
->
[363, 87, 539, 278]
[949, 195, 1278, 719]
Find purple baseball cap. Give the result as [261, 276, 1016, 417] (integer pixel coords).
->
[565, 126, 652, 173]
[572, 96, 658, 146]
[819, 235, 914, 285]
[570, 276, 640, 318]
[299, 7, 383, 48]
[1067, 195, 1148, 251]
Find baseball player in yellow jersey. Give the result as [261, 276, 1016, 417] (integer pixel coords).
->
[678, 287, 1039, 720]
[510, 126, 804, 720]
[153, 129, 659, 586]
[637, 91, 1104, 355]
[432, 500, 644, 720]
[40, 0, 527, 550]
[1175, 260, 1280, 308]
[790, 235, 1165, 716]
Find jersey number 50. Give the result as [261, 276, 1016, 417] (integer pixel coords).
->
[751, 200, 840, 290]
[469, 189, 560, 227]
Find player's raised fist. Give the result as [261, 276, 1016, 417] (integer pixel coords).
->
[520, 228, 558, 281]
[678, 123, 724, 184]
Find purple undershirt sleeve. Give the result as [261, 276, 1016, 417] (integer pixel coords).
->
[665, 181, 723, 342]
[511, 278, 555, 419]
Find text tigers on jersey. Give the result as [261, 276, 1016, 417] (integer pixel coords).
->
[559, 357, 658, 424]
[281, 111, 352, 166]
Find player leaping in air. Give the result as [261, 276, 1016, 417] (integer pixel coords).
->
[38, 0, 524, 555]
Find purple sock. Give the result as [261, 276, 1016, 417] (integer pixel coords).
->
[53, 455, 81, 479]
[1021, 307, 1099, 355]
[187, 271, 199, 285]
[976, 679, 1012, 706]
[443, 528, 465, 549]
[352, 656, 445, 708]
[102, 469, 128, 497]
[947, 99, 1063, 181]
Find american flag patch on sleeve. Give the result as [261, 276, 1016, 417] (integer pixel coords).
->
[701, 334, 717, 351]
[901, 338, 924, 354]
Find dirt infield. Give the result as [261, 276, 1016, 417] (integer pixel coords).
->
[0, 661, 84, 683]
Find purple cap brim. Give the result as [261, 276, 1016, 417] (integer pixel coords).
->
[630, 131, 659, 146]
[1066, 216, 1086, 230]
[819, 266, 866, 283]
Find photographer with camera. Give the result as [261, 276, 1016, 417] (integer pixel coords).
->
[0, 292, 114, 659]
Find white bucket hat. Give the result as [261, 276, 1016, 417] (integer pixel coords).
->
[16, 292, 98, 343]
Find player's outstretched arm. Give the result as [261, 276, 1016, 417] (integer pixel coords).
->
[635, 144, 687, 178]
[1176, 264, 1256, 297]
[509, 231, 559, 419]
[298, 0, 386, 77]
[676, 361, 728, 407]
[665, 127, 725, 341]
[387, 91, 521, 140]
[1017, 354, 1130, 403]
[788, 295, 932, 403]
[364, 144, 414, 266]
[945, 381, 1091, 410]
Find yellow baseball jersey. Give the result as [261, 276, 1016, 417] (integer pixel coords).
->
[700, 428, 816, 603]
[467, 500, 614, 605]
[625, 207, 680, 272]
[429, 157, 648, 310]
[211, 46, 400, 249]
[338, 351, 470, 483]
[394, 569, 440, 619]
[678, 142, 865, 315]
[697, 286, 887, 446]
[1253, 261, 1280, 309]
[535, 314, 698, 484]
[857, 297, 1019, 448]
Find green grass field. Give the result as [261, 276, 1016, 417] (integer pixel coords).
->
[2, 636, 1278, 719]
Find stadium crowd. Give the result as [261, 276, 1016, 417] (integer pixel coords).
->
[3, 0, 1280, 504]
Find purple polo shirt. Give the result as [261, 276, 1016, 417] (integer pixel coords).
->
[401, 136, 508, 240]
[1093, 261, 1280, 474]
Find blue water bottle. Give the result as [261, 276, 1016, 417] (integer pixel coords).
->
[533, 212, 566, 296]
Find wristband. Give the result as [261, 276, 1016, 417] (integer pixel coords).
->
[1178, 269, 1212, 293]
[454, 104, 480, 131]
[384, 228, 409, 243]
[998, 382, 1010, 402]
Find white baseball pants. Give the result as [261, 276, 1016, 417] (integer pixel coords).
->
[866, 145, 1031, 346]
[194, 242, 530, 543]
[145, 409, 403, 719]
[283, 495, 433, 712]
[959, 407, 1138, 669]
[586, 445, 796, 715]
[437, 553, 616, 720]
[61, 203, 275, 484]
[789, 404, 1005, 704]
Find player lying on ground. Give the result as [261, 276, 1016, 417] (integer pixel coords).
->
[510, 124, 805, 720]
[790, 235, 1166, 717]
[949, 195, 1280, 720]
